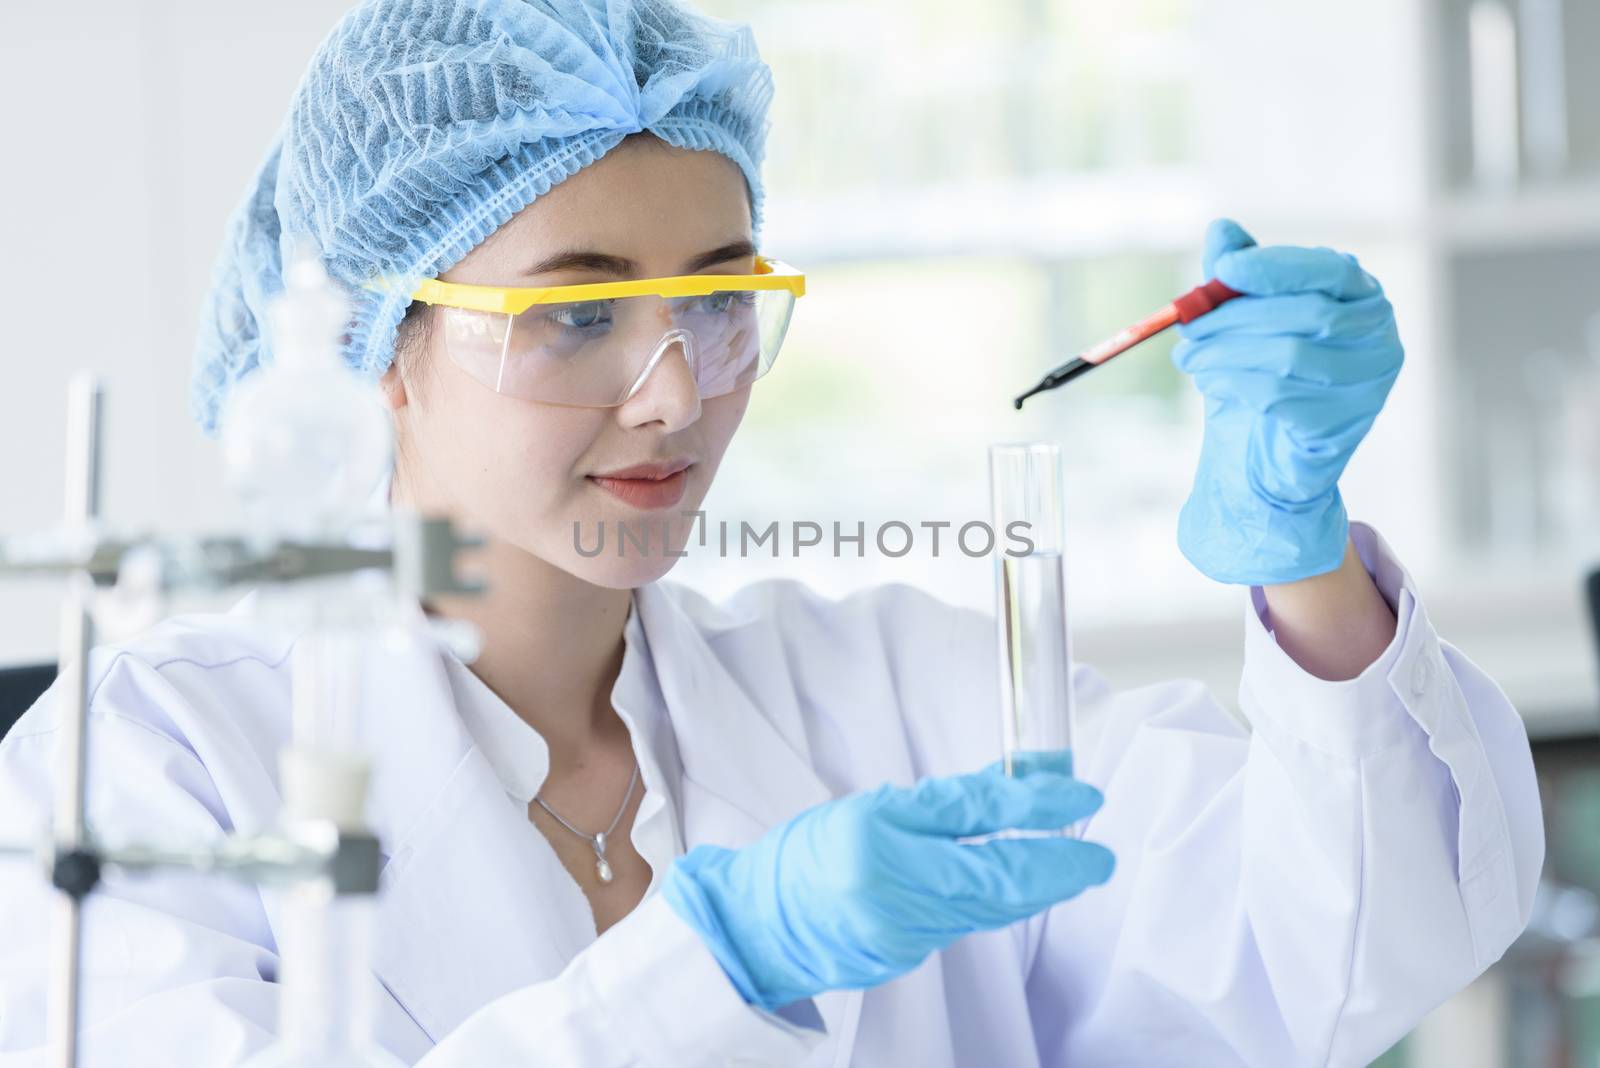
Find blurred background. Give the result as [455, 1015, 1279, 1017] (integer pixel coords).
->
[2, 1, 1599, 1063]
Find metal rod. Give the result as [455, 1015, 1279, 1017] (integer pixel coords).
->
[47, 375, 102, 1068]
[103, 835, 334, 885]
[0, 833, 333, 883]
[61, 373, 102, 527]
[52, 582, 93, 854]
[48, 589, 92, 1068]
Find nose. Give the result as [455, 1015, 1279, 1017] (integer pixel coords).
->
[616, 330, 702, 431]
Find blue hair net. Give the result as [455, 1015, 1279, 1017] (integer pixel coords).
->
[191, 0, 774, 436]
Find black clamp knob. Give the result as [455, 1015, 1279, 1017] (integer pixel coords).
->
[51, 848, 102, 900]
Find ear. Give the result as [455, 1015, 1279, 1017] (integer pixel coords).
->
[379, 362, 408, 411]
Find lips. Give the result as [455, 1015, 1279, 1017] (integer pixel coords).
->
[591, 459, 692, 481]
[587, 459, 693, 511]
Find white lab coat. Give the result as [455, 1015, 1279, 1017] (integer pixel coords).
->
[0, 522, 1542, 1067]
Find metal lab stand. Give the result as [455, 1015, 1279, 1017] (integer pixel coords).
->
[0, 377, 481, 1068]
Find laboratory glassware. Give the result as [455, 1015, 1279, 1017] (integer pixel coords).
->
[229, 241, 403, 1068]
[989, 443, 1075, 783]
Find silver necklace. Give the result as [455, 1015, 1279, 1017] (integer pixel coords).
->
[533, 761, 639, 884]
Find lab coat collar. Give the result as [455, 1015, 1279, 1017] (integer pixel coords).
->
[358, 586, 862, 1061]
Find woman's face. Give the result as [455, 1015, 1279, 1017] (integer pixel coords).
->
[383, 136, 756, 589]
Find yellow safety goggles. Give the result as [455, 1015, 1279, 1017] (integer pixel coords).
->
[405, 256, 805, 408]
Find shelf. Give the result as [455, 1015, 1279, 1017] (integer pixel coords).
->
[1431, 181, 1600, 251]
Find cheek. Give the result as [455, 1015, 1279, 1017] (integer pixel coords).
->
[406, 370, 599, 521]
[698, 389, 752, 464]
[677, 390, 750, 505]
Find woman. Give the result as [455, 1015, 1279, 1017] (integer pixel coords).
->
[0, 1, 1541, 1065]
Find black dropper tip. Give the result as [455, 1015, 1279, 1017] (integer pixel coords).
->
[1013, 379, 1050, 410]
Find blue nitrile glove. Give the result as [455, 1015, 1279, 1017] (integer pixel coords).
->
[660, 754, 1112, 1012]
[1172, 218, 1404, 585]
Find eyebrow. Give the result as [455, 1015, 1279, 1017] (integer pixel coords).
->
[522, 239, 759, 279]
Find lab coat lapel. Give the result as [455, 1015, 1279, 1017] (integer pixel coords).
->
[355, 619, 589, 1043]
[634, 582, 864, 1066]
[632, 581, 833, 840]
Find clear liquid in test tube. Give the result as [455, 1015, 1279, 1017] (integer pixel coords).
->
[989, 443, 1075, 799]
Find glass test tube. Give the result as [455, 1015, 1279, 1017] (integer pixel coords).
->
[989, 443, 1074, 781]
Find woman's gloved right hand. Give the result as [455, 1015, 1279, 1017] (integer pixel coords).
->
[659, 757, 1114, 1012]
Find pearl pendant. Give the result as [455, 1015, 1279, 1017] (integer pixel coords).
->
[593, 833, 613, 883]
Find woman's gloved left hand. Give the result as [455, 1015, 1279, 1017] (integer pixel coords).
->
[660, 755, 1111, 1014]
[1172, 218, 1404, 586]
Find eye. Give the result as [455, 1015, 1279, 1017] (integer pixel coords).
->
[547, 300, 615, 330]
[696, 291, 756, 314]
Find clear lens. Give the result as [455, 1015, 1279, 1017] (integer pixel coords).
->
[437, 287, 796, 406]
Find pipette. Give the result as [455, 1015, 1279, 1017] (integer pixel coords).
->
[1013, 279, 1242, 409]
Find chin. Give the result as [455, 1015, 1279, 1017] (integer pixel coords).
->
[539, 510, 700, 589]
[567, 553, 684, 590]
